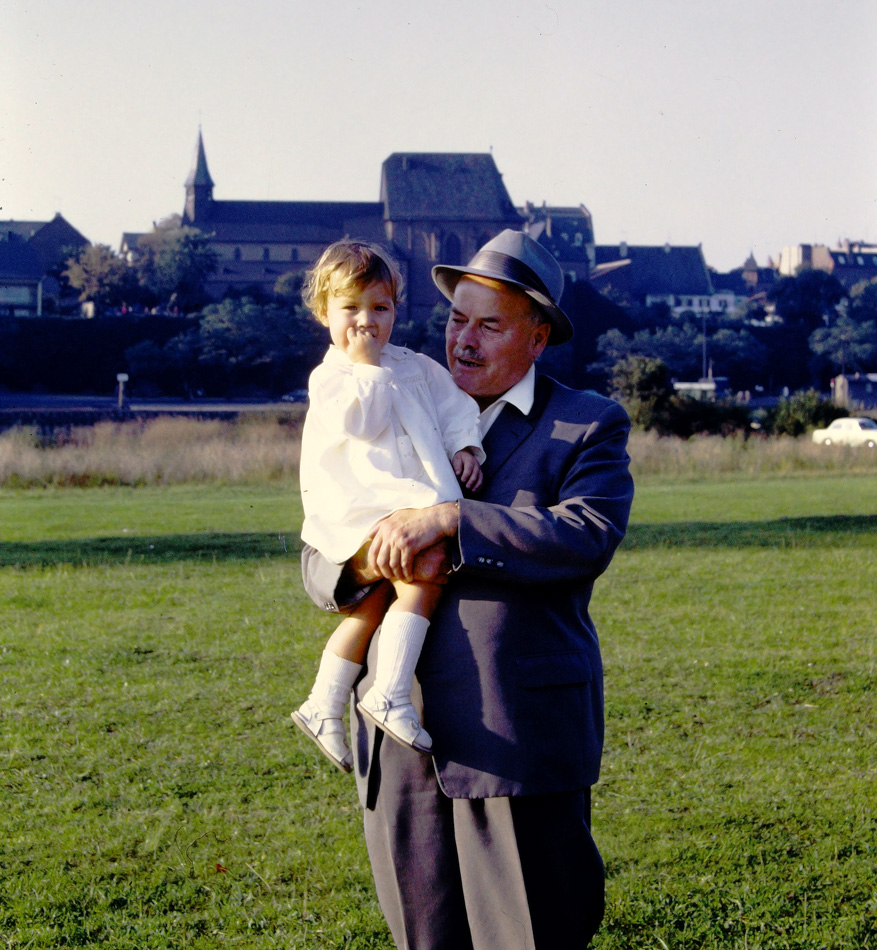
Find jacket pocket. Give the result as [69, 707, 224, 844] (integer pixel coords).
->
[516, 651, 593, 688]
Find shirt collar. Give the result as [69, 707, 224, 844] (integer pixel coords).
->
[479, 364, 537, 434]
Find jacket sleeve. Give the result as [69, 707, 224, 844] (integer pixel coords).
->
[455, 397, 633, 585]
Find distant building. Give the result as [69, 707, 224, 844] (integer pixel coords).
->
[672, 375, 730, 401]
[0, 214, 89, 316]
[519, 202, 595, 283]
[710, 252, 778, 321]
[590, 242, 732, 315]
[380, 151, 523, 320]
[832, 372, 877, 411]
[827, 242, 877, 290]
[124, 133, 603, 322]
[0, 233, 43, 317]
[777, 241, 877, 290]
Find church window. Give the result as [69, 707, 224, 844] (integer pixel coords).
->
[263, 247, 271, 261]
[234, 247, 242, 261]
[291, 248, 299, 262]
[442, 233, 462, 266]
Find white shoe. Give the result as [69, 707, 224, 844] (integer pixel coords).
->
[357, 686, 432, 754]
[291, 700, 353, 773]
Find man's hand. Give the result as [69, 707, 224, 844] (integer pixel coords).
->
[345, 538, 452, 588]
[367, 503, 459, 582]
[452, 448, 483, 492]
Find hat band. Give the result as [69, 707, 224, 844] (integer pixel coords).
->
[466, 250, 556, 303]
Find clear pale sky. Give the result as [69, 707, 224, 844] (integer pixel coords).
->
[4, 0, 876, 272]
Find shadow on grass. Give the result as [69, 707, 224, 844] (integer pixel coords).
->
[624, 514, 877, 550]
[1, 515, 874, 569]
[0, 532, 302, 568]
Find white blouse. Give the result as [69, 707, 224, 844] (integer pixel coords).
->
[300, 342, 484, 563]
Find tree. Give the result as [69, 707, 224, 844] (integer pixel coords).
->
[608, 355, 674, 430]
[809, 315, 877, 376]
[767, 269, 846, 331]
[273, 271, 304, 306]
[64, 244, 136, 314]
[135, 215, 218, 312]
[848, 277, 877, 323]
[194, 297, 324, 393]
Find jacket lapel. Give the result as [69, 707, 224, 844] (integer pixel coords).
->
[479, 375, 551, 483]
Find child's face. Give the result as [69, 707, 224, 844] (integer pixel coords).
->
[321, 279, 396, 355]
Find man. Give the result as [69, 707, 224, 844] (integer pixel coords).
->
[302, 230, 634, 949]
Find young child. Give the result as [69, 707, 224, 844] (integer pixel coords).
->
[292, 239, 483, 773]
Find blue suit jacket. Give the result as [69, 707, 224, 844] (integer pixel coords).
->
[302, 373, 634, 799]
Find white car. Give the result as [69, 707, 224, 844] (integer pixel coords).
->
[812, 417, 877, 447]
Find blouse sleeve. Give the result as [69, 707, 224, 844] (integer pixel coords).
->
[308, 360, 396, 443]
[419, 355, 485, 463]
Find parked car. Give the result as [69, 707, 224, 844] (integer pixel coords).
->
[812, 417, 877, 447]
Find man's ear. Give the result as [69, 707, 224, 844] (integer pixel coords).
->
[532, 322, 551, 360]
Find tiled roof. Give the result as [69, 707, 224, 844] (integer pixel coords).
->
[0, 236, 44, 280]
[1, 221, 46, 242]
[710, 267, 776, 296]
[381, 153, 521, 222]
[522, 207, 594, 264]
[196, 200, 384, 243]
[594, 244, 713, 296]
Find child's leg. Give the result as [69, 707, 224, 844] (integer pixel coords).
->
[294, 583, 392, 772]
[358, 580, 443, 754]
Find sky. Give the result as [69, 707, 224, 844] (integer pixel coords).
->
[4, 0, 876, 273]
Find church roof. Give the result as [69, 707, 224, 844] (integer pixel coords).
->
[194, 200, 384, 243]
[381, 153, 521, 222]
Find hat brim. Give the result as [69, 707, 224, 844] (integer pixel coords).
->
[432, 264, 573, 346]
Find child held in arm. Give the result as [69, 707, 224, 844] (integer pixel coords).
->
[292, 239, 483, 772]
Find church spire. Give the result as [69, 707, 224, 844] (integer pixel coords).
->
[184, 128, 214, 224]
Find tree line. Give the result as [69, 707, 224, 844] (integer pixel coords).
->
[20, 221, 877, 404]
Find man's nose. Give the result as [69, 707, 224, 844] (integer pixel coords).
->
[453, 321, 476, 349]
[356, 309, 371, 325]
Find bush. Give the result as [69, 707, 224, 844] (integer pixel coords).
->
[657, 395, 752, 438]
[609, 357, 753, 437]
[765, 389, 847, 437]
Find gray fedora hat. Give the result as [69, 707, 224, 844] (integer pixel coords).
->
[432, 229, 573, 345]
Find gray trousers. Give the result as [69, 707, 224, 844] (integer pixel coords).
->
[361, 729, 605, 950]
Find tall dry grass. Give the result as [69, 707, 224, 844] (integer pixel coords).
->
[628, 429, 877, 479]
[0, 413, 304, 487]
[1, 415, 876, 487]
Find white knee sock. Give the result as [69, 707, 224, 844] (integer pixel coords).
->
[373, 611, 430, 705]
[309, 650, 362, 719]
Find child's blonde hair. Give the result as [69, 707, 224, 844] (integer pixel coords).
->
[303, 240, 404, 318]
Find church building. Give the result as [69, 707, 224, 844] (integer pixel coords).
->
[162, 132, 595, 322]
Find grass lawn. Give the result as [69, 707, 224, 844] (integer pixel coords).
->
[1, 475, 875, 948]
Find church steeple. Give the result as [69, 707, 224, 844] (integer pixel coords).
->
[183, 129, 214, 224]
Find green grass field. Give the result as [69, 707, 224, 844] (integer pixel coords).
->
[1, 475, 875, 948]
